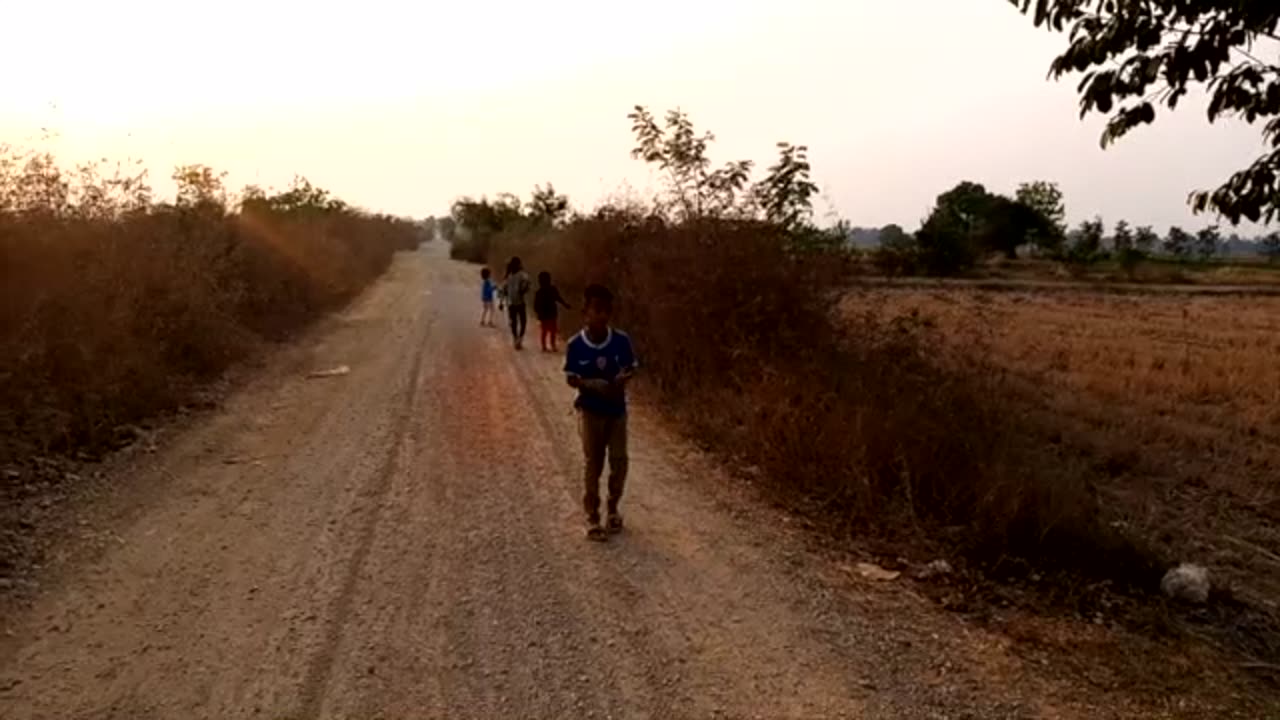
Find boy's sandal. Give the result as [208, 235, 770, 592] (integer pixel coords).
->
[586, 525, 609, 542]
[605, 514, 624, 533]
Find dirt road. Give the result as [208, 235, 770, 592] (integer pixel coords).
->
[0, 245, 1171, 719]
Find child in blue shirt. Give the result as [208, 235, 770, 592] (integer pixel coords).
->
[563, 284, 637, 541]
[480, 267, 497, 327]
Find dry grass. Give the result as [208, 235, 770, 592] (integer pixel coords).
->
[871, 255, 1280, 287]
[0, 150, 423, 467]
[868, 289, 1280, 435]
[861, 287, 1280, 653]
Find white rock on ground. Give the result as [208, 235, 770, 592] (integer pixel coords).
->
[1160, 563, 1211, 604]
[916, 559, 954, 580]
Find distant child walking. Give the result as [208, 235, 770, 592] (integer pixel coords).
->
[503, 256, 532, 349]
[533, 271, 572, 352]
[479, 268, 497, 327]
[563, 284, 638, 541]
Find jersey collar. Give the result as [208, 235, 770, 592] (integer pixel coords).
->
[579, 327, 613, 349]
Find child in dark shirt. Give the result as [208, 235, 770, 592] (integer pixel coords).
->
[533, 271, 572, 353]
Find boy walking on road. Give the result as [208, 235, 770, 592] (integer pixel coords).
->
[564, 284, 637, 542]
[533, 271, 572, 353]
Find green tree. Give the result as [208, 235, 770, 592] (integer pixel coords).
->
[1261, 232, 1280, 262]
[1014, 180, 1067, 251]
[753, 142, 819, 231]
[1068, 217, 1106, 263]
[1012, 0, 1280, 224]
[708, 160, 754, 217]
[1111, 220, 1134, 252]
[1195, 225, 1222, 261]
[871, 223, 918, 276]
[925, 181, 1052, 259]
[1015, 181, 1066, 228]
[1164, 226, 1194, 259]
[528, 182, 569, 226]
[916, 203, 979, 275]
[1134, 225, 1160, 253]
[977, 195, 1057, 259]
[935, 181, 994, 233]
[1112, 221, 1144, 276]
[879, 223, 912, 249]
[449, 195, 527, 263]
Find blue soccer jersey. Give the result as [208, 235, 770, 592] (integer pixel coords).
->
[563, 328, 637, 416]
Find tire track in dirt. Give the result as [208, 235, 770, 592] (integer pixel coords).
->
[295, 318, 430, 718]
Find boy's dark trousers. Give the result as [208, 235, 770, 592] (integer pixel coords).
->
[508, 303, 527, 340]
[579, 409, 628, 522]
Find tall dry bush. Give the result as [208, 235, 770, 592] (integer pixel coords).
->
[0, 150, 423, 464]
[493, 210, 1148, 575]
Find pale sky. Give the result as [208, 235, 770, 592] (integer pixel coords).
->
[3, 0, 1272, 233]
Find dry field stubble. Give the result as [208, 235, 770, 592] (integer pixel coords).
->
[854, 288, 1280, 619]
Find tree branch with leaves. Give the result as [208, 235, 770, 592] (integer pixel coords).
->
[1012, 0, 1280, 223]
[627, 105, 819, 234]
[753, 142, 819, 231]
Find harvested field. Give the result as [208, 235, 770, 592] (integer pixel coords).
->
[852, 288, 1280, 616]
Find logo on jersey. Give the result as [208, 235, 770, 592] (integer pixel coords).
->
[596, 356, 608, 370]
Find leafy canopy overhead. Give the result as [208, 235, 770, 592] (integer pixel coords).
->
[1012, 0, 1280, 224]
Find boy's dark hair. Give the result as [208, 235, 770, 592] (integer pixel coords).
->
[507, 256, 523, 274]
[583, 283, 613, 308]
[481, 267, 491, 279]
[538, 271, 551, 285]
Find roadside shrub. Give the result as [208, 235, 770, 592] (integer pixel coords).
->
[493, 209, 1126, 568]
[0, 150, 423, 464]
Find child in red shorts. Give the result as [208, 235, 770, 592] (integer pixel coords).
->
[533, 271, 572, 352]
